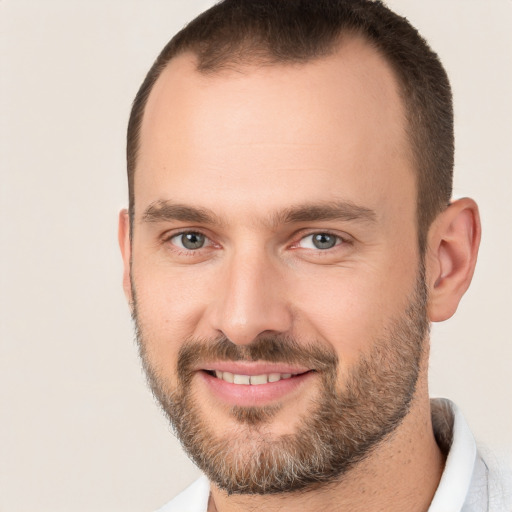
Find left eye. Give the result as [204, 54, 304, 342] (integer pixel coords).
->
[298, 233, 341, 250]
[170, 232, 207, 250]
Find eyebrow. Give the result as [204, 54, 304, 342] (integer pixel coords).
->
[142, 200, 222, 225]
[141, 200, 377, 227]
[275, 201, 377, 226]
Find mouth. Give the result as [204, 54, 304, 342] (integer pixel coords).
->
[198, 365, 316, 407]
[204, 369, 308, 385]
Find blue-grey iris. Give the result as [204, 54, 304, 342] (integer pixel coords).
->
[182, 232, 205, 250]
[313, 233, 337, 249]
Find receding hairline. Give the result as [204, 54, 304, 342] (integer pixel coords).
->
[146, 29, 399, 90]
[136, 30, 414, 173]
[170, 27, 363, 74]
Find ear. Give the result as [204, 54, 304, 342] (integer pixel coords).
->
[118, 209, 133, 306]
[425, 198, 481, 322]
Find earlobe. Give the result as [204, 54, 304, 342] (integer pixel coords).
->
[118, 209, 133, 306]
[426, 198, 481, 322]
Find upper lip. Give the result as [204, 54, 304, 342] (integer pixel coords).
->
[199, 361, 312, 376]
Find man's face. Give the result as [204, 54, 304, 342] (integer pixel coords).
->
[126, 37, 428, 493]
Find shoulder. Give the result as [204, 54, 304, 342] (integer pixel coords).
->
[430, 398, 512, 512]
[154, 475, 210, 512]
[480, 448, 512, 512]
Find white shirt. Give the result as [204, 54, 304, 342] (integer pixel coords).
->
[156, 399, 511, 512]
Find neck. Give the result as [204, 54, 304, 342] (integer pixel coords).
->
[208, 377, 444, 512]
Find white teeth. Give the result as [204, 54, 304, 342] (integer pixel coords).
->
[222, 371, 234, 383]
[250, 374, 268, 385]
[211, 371, 297, 385]
[233, 374, 250, 385]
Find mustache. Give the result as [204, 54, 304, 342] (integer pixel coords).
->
[177, 334, 339, 381]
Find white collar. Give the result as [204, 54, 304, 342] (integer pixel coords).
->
[428, 398, 480, 512]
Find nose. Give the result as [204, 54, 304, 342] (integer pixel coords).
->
[207, 247, 293, 346]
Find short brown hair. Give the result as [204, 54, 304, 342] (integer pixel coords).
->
[127, 0, 453, 250]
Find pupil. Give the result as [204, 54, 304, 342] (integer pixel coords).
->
[182, 233, 205, 249]
[313, 233, 336, 249]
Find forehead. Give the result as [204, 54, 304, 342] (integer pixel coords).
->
[136, 36, 414, 223]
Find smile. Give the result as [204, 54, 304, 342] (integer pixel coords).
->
[207, 370, 298, 385]
[199, 366, 315, 407]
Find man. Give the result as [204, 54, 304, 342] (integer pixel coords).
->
[118, 0, 509, 510]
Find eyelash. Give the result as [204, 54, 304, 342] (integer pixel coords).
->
[164, 230, 215, 256]
[293, 231, 348, 250]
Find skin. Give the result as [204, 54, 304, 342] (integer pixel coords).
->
[119, 36, 480, 512]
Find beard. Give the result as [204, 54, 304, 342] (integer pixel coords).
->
[132, 268, 429, 495]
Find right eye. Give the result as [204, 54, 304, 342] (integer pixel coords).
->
[169, 232, 207, 250]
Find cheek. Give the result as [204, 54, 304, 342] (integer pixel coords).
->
[131, 261, 212, 367]
[288, 259, 418, 364]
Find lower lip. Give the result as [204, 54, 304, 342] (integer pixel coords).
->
[198, 371, 315, 407]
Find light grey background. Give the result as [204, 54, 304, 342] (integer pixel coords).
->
[1, 1, 511, 511]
